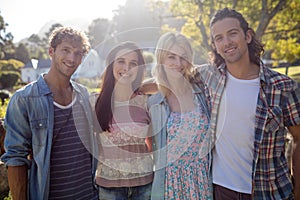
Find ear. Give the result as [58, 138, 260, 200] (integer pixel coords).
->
[49, 47, 54, 57]
[245, 30, 253, 44]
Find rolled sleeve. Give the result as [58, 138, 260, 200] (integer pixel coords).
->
[1, 93, 32, 168]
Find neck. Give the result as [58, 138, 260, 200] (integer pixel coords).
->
[226, 62, 259, 80]
[44, 69, 72, 90]
[44, 72, 73, 106]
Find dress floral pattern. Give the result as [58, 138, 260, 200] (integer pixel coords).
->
[165, 106, 212, 200]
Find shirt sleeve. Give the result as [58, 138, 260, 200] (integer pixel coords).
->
[283, 84, 300, 127]
[1, 93, 31, 167]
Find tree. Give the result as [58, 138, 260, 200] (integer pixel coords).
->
[26, 34, 46, 59]
[167, 0, 300, 63]
[87, 18, 112, 48]
[0, 11, 14, 59]
[15, 43, 30, 63]
[0, 59, 23, 89]
[112, 0, 161, 45]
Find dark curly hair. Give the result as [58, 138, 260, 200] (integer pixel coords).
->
[209, 8, 264, 67]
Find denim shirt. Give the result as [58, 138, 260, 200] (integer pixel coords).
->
[148, 83, 211, 200]
[1, 74, 98, 200]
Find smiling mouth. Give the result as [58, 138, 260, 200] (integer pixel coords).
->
[119, 72, 131, 77]
[64, 62, 75, 68]
[224, 47, 236, 53]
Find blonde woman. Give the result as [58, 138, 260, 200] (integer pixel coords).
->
[148, 32, 212, 199]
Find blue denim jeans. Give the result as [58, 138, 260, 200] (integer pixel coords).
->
[99, 182, 152, 200]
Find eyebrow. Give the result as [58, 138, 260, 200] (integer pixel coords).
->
[213, 27, 240, 38]
[115, 57, 138, 63]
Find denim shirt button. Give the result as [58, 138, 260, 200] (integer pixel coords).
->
[39, 123, 43, 127]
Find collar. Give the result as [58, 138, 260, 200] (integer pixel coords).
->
[37, 73, 82, 96]
[217, 63, 267, 84]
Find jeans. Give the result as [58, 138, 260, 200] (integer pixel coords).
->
[213, 184, 252, 200]
[99, 182, 152, 200]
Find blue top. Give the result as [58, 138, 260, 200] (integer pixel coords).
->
[147, 82, 211, 200]
[1, 74, 98, 200]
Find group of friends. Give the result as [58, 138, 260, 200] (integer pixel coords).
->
[1, 7, 300, 200]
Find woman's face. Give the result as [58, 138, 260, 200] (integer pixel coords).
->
[113, 49, 139, 85]
[162, 44, 190, 79]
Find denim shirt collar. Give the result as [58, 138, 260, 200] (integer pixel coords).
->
[38, 73, 85, 96]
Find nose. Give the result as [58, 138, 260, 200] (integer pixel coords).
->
[223, 36, 232, 46]
[123, 62, 130, 71]
[173, 56, 181, 67]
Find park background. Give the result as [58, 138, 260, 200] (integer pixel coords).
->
[0, 0, 300, 198]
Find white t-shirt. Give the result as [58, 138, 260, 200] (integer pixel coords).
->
[213, 72, 259, 193]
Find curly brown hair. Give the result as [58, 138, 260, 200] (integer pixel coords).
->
[49, 26, 90, 56]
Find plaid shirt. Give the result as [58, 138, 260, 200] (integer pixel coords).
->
[196, 63, 300, 199]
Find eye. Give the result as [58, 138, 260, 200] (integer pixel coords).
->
[214, 36, 222, 43]
[168, 55, 176, 59]
[116, 60, 125, 64]
[130, 62, 138, 68]
[62, 48, 70, 53]
[75, 51, 84, 57]
[230, 31, 238, 36]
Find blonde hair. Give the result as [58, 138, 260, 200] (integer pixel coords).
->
[152, 32, 194, 96]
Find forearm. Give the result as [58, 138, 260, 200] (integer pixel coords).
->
[7, 165, 28, 200]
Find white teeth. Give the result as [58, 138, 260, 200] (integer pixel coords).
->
[225, 47, 235, 53]
[119, 73, 130, 77]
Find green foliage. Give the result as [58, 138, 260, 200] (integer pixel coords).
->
[88, 18, 112, 48]
[15, 43, 30, 63]
[263, 0, 300, 62]
[0, 59, 23, 89]
[0, 59, 24, 71]
[0, 96, 9, 118]
[168, 0, 300, 63]
[0, 71, 20, 89]
[0, 12, 14, 60]
[3, 191, 12, 200]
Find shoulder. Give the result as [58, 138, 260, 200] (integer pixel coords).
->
[10, 81, 40, 101]
[72, 81, 89, 96]
[193, 63, 222, 82]
[131, 94, 148, 108]
[148, 92, 164, 107]
[262, 67, 298, 91]
[194, 63, 218, 74]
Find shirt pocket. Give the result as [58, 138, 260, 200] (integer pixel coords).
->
[30, 119, 48, 146]
[265, 106, 283, 133]
[265, 106, 286, 156]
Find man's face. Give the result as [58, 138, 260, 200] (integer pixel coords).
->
[49, 40, 84, 78]
[211, 17, 252, 65]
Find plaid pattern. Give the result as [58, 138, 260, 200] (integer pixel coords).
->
[195, 63, 300, 199]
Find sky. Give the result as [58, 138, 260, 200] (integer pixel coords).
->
[0, 0, 126, 42]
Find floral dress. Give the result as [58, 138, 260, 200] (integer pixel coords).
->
[165, 106, 212, 200]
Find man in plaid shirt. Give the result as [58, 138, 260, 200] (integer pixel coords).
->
[197, 8, 300, 199]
